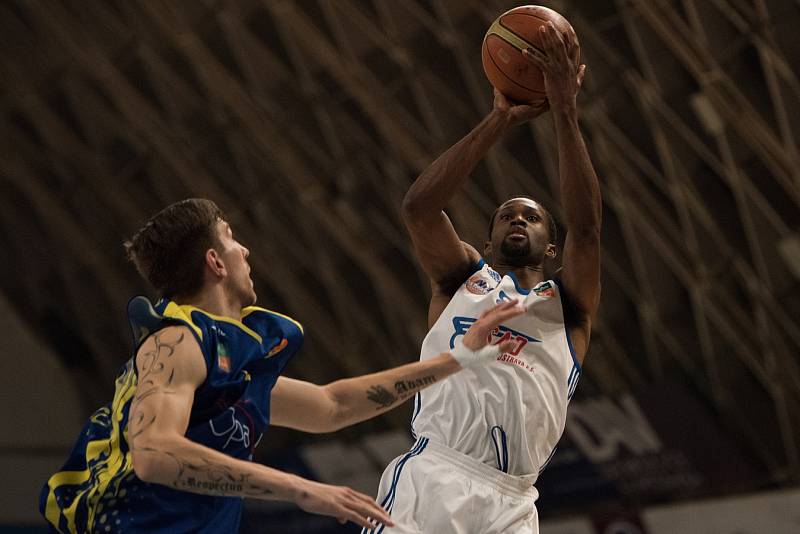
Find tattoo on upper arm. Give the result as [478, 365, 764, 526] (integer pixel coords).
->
[366, 375, 438, 410]
[130, 331, 186, 440]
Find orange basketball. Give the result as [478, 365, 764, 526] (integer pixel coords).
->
[482, 5, 578, 103]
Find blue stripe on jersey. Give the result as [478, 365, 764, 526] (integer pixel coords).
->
[567, 363, 581, 401]
[506, 270, 532, 295]
[564, 326, 581, 371]
[410, 392, 422, 439]
[490, 426, 509, 473]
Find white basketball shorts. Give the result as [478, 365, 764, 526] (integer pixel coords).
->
[362, 437, 540, 534]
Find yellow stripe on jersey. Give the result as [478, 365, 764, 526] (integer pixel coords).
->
[162, 302, 204, 341]
[45, 363, 138, 533]
[86, 365, 137, 530]
[164, 303, 264, 344]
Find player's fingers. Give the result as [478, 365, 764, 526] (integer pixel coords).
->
[349, 495, 394, 527]
[477, 299, 516, 320]
[492, 303, 527, 323]
[348, 500, 394, 528]
[521, 47, 545, 68]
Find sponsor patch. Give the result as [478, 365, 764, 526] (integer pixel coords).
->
[534, 281, 555, 298]
[466, 274, 493, 295]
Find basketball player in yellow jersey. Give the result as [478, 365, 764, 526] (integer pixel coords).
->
[366, 23, 600, 533]
[41, 198, 527, 534]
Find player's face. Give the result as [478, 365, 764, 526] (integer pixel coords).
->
[216, 221, 257, 308]
[489, 199, 551, 266]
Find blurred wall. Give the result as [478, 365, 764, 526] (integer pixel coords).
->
[0, 294, 83, 525]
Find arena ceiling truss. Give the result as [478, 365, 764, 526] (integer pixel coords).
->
[1, 0, 798, 490]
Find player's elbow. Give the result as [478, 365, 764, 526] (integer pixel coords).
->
[319, 383, 352, 433]
[400, 194, 427, 224]
[130, 437, 172, 483]
[131, 448, 159, 483]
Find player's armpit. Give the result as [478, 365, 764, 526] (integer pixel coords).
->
[402, 206, 481, 290]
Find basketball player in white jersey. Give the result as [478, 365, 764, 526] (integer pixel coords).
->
[365, 23, 599, 533]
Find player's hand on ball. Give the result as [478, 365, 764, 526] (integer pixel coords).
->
[493, 88, 549, 126]
[451, 299, 527, 368]
[521, 22, 585, 110]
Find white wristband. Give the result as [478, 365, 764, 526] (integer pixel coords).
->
[451, 343, 501, 369]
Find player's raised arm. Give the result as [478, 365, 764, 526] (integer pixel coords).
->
[270, 300, 526, 433]
[524, 23, 601, 362]
[402, 94, 548, 290]
[129, 326, 393, 529]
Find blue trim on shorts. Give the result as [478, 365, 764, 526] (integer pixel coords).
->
[364, 438, 429, 534]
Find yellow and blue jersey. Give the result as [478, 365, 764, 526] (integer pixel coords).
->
[40, 296, 304, 533]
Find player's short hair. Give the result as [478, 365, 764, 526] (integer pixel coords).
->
[124, 199, 225, 299]
[488, 197, 558, 244]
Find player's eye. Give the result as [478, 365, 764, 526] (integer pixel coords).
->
[527, 215, 540, 222]
[500, 214, 510, 220]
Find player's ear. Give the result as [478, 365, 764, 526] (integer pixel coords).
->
[545, 243, 556, 259]
[205, 248, 227, 277]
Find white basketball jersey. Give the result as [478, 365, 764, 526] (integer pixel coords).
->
[411, 260, 581, 479]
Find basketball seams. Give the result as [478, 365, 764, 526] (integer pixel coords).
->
[484, 40, 546, 97]
[497, 15, 548, 54]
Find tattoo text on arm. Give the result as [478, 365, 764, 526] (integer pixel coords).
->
[366, 375, 437, 409]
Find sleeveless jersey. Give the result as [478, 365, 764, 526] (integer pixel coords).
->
[40, 296, 303, 533]
[410, 260, 581, 479]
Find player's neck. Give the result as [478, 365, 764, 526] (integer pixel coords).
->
[181, 286, 243, 320]
[491, 262, 546, 289]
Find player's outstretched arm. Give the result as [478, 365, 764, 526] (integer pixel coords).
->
[523, 23, 601, 363]
[270, 300, 526, 433]
[128, 326, 393, 529]
[402, 97, 548, 290]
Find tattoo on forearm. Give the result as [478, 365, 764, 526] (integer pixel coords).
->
[366, 385, 397, 408]
[366, 375, 438, 410]
[394, 376, 436, 395]
[132, 445, 274, 497]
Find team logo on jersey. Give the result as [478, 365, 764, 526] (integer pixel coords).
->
[217, 340, 231, 372]
[466, 274, 495, 295]
[450, 316, 541, 357]
[534, 281, 555, 298]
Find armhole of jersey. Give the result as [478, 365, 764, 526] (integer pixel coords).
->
[553, 278, 582, 372]
[470, 258, 486, 273]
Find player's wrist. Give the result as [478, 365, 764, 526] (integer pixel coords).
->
[451, 343, 500, 369]
[488, 107, 514, 130]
